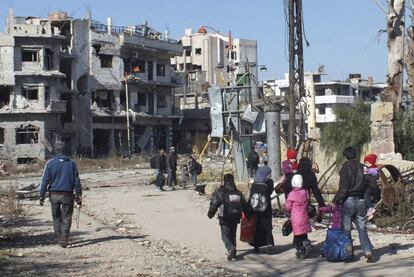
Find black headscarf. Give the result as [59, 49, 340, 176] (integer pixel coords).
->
[297, 157, 317, 190]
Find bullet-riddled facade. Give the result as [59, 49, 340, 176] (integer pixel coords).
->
[0, 10, 182, 162]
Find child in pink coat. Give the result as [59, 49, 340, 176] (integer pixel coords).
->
[285, 174, 312, 260]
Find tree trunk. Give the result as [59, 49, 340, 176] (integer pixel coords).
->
[405, 1, 414, 106]
[384, 0, 405, 112]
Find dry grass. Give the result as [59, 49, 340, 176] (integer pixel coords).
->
[0, 186, 23, 217]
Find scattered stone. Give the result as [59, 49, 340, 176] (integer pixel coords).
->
[113, 219, 124, 226]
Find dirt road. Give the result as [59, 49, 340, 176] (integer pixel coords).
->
[1, 168, 414, 276]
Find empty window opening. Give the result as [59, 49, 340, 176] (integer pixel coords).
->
[17, 157, 37, 164]
[22, 87, 39, 100]
[132, 60, 145, 73]
[0, 128, 4, 144]
[99, 54, 113, 68]
[148, 62, 153, 81]
[318, 105, 326, 115]
[22, 49, 39, 62]
[157, 95, 167, 108]
[195, 48, 202, 55]
[16, 125, 39, 144]
[45, 87, 50, 106]
[138, 93, 147, 106]
[61, 93, 73, 123]
[0, 86, 11, 107]
[92, 44, 101, 56]
[156, 64, 166, 76]
[44, 48, 53, 70]
[185, 50, 191, 56]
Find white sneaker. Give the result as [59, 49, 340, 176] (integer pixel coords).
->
[154, 188, 162, 192]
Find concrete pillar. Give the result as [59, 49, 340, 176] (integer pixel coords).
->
[265, 105, 282, 180]
[113, 90, 121, 113]
[38, 84, 46, 108]
[370, 102, 396, 155]
[152, 61, 157, 82]
[108, 128, 116, 155]
[305, 73, 316, 132]
[153, 94, 158, 115]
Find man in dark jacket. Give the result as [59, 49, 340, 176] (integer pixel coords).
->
[188, 155, 198, 186]
[208, 174, 249, 261]
[155, 148, 167, 191]
[247, 145, 260, 178]
[166, 146, 177, 190]
[39, 140, 82, 248]
[332, 146, 373, 262]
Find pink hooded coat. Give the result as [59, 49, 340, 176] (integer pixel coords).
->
[285, 188, 311, 235]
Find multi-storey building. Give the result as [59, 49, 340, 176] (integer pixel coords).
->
[0, 9, 182, 162]
[171, 27, 258, 152]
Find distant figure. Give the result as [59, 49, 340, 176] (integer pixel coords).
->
[363, 154, 380, 220]
[155, 148, 167, 192]
[39, 140, 82, 248]
[285, 174, 312, 260]
[247, 145, 260, 179]
[249, 161, 275, 252]
[188, 155, 200, 186]
[208, 173, 250, 261]
[166, 146, 178, 191]
[281, 148, 299, 197]
[181, 164, 189, 188]
[332, 146, 373, 263]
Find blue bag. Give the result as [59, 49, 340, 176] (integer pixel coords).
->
[322, 228, 353, 262]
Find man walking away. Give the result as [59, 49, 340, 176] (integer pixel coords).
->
[208, 174, 250, 261]
[166, 146, 178, 191]
[188, 155, 200, 186]
[247, 145, 260, 179]
[155, 148, 167, 191]
[39, 140, 82, 248]
[332, 146, 374, 263]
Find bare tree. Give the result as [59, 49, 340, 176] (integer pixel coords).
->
[383, 0, 405, 112]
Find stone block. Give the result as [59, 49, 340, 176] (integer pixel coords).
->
[370, 102, 394, 122]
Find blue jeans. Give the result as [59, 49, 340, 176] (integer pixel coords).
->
[220, 221, 238, 252]
[191, 173, 197, 186]
[342, 197, 373, 255]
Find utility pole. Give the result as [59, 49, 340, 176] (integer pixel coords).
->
[265, 100, 282, 180]
[288, 0, 305, 148]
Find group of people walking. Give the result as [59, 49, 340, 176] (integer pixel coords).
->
[209, 145, 378, 263]
[152, 147, 201, 191]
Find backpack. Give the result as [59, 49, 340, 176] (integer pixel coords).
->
[219, 191, 243, 220]
[150, 155, 158, 169]
[323, 228, 353, 262]
[249, 182, 268, 212]
[195, 162, 202, 174]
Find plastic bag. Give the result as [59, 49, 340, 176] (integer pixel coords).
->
[282, 218, 292, 236]
[240, 213, 256, 243]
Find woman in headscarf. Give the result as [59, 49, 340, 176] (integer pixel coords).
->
[297, 157, 325, 208]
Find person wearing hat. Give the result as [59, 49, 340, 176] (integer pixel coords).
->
[39, 140, 82, 248]
[331, 146, 373, 263]
[363, 153, 380, 220]
[285, 174, 312, 260]
[281, 148, 299, 197]
[166, 146, 178, 191]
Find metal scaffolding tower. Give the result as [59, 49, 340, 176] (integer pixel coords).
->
[288, 0, 305, 148]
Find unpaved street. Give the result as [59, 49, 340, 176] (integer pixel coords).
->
[1, 168, 414, 276]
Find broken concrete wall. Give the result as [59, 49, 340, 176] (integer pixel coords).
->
[0, 114, 61, 162]
[0, 35, 15, 86]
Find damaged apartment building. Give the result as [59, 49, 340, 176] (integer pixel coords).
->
[171, 27, 258, 152]
[0, 9, 182, 162]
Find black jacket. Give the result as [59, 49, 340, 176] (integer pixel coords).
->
[247, 150, 260, 169]
[208, 181, 249, 223]
[166, 152, 177, 170]
[297, 157, 326, 207]
[332, 159, 366, 204]
[188, 159, 198, 175]
[155, 154, 166, 172]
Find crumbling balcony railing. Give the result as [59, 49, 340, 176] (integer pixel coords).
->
[90, 20, 177, 43]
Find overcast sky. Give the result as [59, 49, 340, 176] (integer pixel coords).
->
[0, 0, 390, 82]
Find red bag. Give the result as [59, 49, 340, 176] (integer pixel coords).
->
[240, 213, 256, 243]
